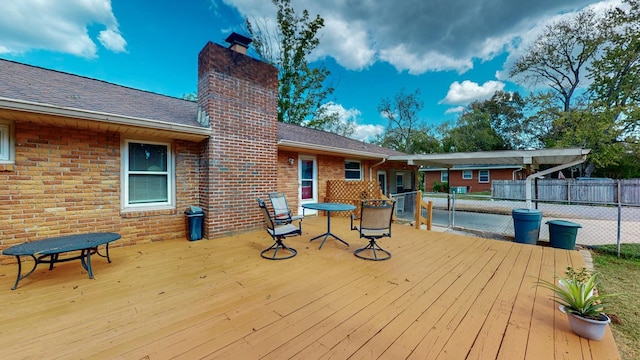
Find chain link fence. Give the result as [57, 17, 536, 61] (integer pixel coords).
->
[414, 192, 640, 258]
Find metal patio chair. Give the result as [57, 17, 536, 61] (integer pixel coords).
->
[257, 198, 301, 260]
[268, 192, 304, 228]
[351, 199, 395, 261]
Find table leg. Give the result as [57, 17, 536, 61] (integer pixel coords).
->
[80, 248, 95, 279]
[309, 211, 350, 249]
[10, 255, 39, 290]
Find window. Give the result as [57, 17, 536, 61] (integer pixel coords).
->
[440, 171, 448, 182]
[0, 119, 15, 163]
[479, 170, 490, 183]
[345, 160, 362, 180]
[462, 170, 473, 180]
[123, 140, 173, 209]
[396, 173, 404, 193]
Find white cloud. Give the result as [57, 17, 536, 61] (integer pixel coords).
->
[445, 106, 466, 114]
[441, 80, 505, 105]
[379, 44, 474, 75]
[224, 0, 601, 75]
[0, 0, 126, 58]
[351, 123, 386, 142]
[98, 29, 127, 53]
[322, 102, 384, 141]
[310, 16, 376, 70]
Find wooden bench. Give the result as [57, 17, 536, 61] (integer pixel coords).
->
[2, 232, 121, 290]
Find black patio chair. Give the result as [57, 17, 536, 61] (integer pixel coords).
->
[351, 199, 395, 261]
[257, 198, 301, 260]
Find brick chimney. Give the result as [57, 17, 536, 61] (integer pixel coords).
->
[197, 38, 279, 238]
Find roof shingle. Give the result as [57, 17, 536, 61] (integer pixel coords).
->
[1, 58, 405, 157]
[0, 58, 200, 127]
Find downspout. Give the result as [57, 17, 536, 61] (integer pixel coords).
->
[369, 157, 387, 180]
[512, 168, 522, 180]
[525, 158, 587, 208]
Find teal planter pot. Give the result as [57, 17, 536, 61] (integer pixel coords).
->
[547, 220, 582, 250]
[512, 209, 542, 245]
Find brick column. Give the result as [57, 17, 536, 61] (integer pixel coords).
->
[197, 41, 279, 237]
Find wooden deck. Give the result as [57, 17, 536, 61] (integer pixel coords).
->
[0, 216, 620, 359]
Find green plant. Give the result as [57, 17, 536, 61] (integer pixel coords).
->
[565, 266, 592, 284]
[432, 181, 449, 193]
[593, 250, 640, 359]
[538, 273, 617, 320]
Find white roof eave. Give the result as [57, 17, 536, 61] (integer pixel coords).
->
[0, 97, 211, 138]
[389, 148, 590, 167]
[278, 139, 390, 160]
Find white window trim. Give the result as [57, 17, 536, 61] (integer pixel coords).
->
[479, 170, 490, 183]
[121, 139, 175, 211]
[462, 170, 473, 180]
[440, 171, 448, 182]
[345, 159, 362, 180]
[0, 119, 15, 163]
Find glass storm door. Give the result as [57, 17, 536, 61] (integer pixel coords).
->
[298, 155, 318, 215]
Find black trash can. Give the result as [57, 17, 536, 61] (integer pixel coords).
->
[547, 220, 582, 250]
[512, 208, 542, 245]
[184, 206, 204, 241]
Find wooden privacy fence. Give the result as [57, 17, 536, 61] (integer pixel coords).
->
[493, 178, 640, 204]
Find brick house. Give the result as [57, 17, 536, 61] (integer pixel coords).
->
[421, 165, 525, 193]
[0, 36, 415, 264]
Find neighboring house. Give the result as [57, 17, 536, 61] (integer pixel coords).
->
[0, 35, 415, 263]
[421, 165, 525, 193]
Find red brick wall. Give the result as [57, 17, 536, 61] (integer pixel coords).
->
[276, 151, 300, 211]
[0, 122, 203, 265]
[423, 168, 523, 193]
[274, 153, 413, 206]
[198, 42, 279, 238]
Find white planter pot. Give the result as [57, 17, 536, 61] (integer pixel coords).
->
[566, 312, 610, 340]
[559, 305, 610, 340]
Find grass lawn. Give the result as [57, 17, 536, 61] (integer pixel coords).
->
[592, 244, 640, 360]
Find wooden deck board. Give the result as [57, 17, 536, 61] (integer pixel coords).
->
[0, 216, 620, 359]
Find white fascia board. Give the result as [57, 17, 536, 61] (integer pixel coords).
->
[419, 165, 525, 172]
[278, 139, 389, 160]
[0, 97, 211, 137]
[390, 148, 591, 167]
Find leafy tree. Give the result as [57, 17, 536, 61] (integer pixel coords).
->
[439, 108, 509, 153]
[181, 92, 197, 102]
[548, 108, 623, 175]
[520, 92, 561, 149]
[590, 0, 640, 108]
[510, 7, 629, 175]
[314, 106, 355, 138]
[589, 0, 640, 146]
[510, 9, 604, 112]
[468, 91, 527, 149]
[246, 0, 342, 132]
[376, 88, 440, 154]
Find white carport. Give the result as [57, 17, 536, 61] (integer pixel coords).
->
[388, 148, 591, 208]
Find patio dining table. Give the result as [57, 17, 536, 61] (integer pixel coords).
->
[302, 202, 356, 249]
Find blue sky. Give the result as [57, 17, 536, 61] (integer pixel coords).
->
[0, 0, 620, 141]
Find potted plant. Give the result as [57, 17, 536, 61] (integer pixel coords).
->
[538, 271, 617, 341]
